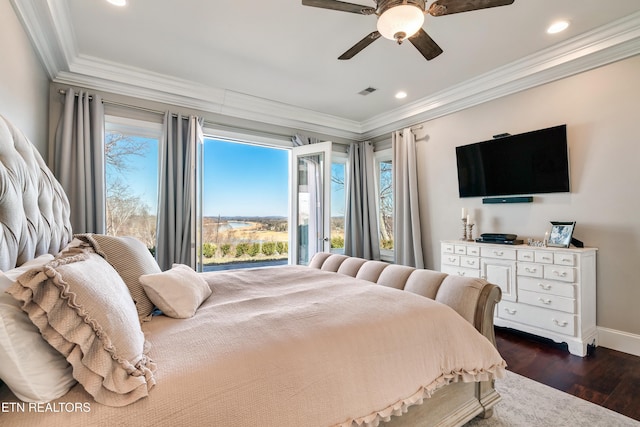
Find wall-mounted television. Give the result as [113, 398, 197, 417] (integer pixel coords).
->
[456, 124, 570, 198]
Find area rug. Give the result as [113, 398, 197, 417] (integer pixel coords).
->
[464, 370, 639, 426]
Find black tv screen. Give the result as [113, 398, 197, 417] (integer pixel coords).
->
[456, 125, 570, 198]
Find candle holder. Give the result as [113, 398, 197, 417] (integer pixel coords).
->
[460, 218, 468, 240]
[466, 223, 475, 241]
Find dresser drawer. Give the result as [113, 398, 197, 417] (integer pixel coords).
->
[517, 250, 535, 262]
[518, 276, 575, 298]
[441, 264, 481, 278]
[519, 289, 575, 313]
[481, 246, 516, 260]
[460, 256, 480, 269]
[442, 243, 455, 254]
[544, 265, 575, 283]
[467, 246, 480, 256]
[554, 252, 576, 266]
[498, 301, 576, 336]
[455, 245, 467, 255]
[535, 251, 554, 264]
[517, 262, 543, 278]
[442, 254, 460, 266]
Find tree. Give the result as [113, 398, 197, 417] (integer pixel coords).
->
[105, 132, 149, 172]
[106, 179, 151, 237]
[105, 131, 155, 247]
[378, 160, 393, 246]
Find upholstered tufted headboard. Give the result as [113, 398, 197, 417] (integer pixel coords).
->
[0, 115, 72, 271]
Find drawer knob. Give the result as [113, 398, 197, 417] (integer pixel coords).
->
[538, 297, 552, 305]
[525, 267, 537, 273]
[466, 260, 476, 266]
[538, 283, 552, 291]
[524, 255, 532, 259]
[562, 258, 572, 263]
[457, 271, 466, 276]
[552, 270, 567, 278]
[542, 257, 551, 261]
[504, 308, 517, 315]
[553, 319, 568, 327]
[448, 257, 457, 262]
[493, 250, 504, 256]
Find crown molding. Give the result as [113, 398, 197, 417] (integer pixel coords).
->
[11, 0, 640, 141]
[10, 0, 66, 78]
[359, 11, 640, 139]
[54, 54, 365, 140]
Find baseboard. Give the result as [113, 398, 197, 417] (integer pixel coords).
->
[597, 327, 640, 357]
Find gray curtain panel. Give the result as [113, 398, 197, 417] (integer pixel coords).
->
[392, 129, 424, 268]
[53, 88, 106, 234]
[156, 113, 203, 271]
[344, 142, 380, 260]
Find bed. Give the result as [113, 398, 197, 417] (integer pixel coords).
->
[0, 114, 506, 427]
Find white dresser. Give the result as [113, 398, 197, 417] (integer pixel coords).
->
[440, 240, 597, 356]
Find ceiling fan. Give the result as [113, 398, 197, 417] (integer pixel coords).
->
[301, 0, 515, 61]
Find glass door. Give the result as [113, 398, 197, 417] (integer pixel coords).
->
[290, 141, 333, 265]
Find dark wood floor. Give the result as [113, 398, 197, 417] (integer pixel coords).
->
[495, 327, 640, 421]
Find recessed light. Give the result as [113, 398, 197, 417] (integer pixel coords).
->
[547, 20, 569, 34]
[395, 91, 408, 99]
[107, 0, 127, 6]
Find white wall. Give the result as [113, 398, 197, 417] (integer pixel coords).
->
[414, 55, 640, 340]
[0, 1, 49, 154]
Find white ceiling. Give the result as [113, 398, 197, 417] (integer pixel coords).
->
[11, 0, 640, 139]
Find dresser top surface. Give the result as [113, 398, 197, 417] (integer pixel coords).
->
[441, 240, 598, 252]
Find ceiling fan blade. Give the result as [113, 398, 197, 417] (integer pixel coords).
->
[428, 0, 515, 16]
[339, 31, 381, 60]
[408, 29, 443, 61]
[302, 0, 376, 15]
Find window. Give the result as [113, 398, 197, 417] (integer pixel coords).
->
[201, 138, 289, 271]
[330, 155, 347, 254]
[375, 149, 393, 261]
[104, 116, 161, 252]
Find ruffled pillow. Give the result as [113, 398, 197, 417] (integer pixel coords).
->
[140, 264, 212, 319]
[7, 248, 156, 407]
[0, 254, 77, 402]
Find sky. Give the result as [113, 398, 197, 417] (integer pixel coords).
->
[105, 136, 159, 213]
[203, 139, 290, 217]
[107, 135, 345, 219]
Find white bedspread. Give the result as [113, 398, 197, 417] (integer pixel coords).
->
[0, 265, 505, 427]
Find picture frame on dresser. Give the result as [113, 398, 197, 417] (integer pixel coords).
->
[548, 221, 576, 248]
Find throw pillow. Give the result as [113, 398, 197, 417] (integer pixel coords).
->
[75, 234, 160, 320]
[0, 254, 77, 402]
[7, 248, 157, 407]
[140, 264, 212, 319]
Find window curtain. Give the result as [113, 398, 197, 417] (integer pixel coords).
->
[53, 88, 106, 234]
[344, 142, 380, 260]
[156, 112, 203, 271]
[392, 128, 424, 268]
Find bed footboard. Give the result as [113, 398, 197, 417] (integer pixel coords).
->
[308, 253, 501, 344]
[308, 253, 503, 426]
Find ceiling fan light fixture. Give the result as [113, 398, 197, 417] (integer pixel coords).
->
[377, 5, 425, 43]
[106, 0, 127, 6]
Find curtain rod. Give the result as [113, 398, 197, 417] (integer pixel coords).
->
[59, 89, 165, 116]
[398, 125, 423, 136]
[400, 125, 423, 132]
[57, 89, 294, 141]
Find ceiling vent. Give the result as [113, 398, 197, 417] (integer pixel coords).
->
[358, 87, 377, 96]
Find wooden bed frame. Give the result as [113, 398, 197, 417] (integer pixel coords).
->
[0, 114, 502, 426]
